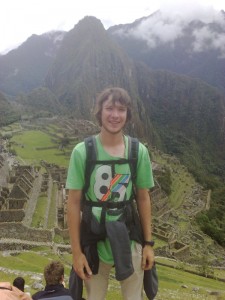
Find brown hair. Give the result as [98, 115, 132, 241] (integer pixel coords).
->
[44, 261, 64, 285]
[94, 87, 132, 126]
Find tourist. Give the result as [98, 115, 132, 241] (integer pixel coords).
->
[66, 87, 155, 300]
[32, 261, 73, 300]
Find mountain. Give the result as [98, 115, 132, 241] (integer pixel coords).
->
[44, 16, 150, 137]
[0, 92, 20, 126]
[108, 10, 225, 92]
[134, 64, 225, 182]
[17, 87, 63, 115]
[0, 31, 65, 96]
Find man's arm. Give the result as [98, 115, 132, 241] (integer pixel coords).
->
[136, 188, 154, 270]
[67, 189, 92, 279]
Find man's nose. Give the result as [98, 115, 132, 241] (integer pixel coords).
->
[111, 108, 119, 117]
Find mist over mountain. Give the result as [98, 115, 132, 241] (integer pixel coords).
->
[108, 8, 225, 91]
[0, 31, 65, 96]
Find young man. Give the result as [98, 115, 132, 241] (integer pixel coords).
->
[66, 87, 155, 300]
[32, 261, 73, 300]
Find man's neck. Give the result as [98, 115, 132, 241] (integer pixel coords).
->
[99, 128, 125, 157]
[99, 128, 124, 146]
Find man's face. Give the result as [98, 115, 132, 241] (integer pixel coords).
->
[101, 97, 127, 134]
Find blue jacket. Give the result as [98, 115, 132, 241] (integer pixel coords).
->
[32, 283, 73, 300]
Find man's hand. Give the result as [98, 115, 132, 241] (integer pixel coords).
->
[142, 245, 155, 270]
[73, 252, 92, 280]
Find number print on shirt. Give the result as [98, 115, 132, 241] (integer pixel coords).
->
[93, 165, 130, 202]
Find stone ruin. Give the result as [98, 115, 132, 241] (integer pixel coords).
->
[0, 137, 217, 262]
[0, 165, 35, 223]
[40, 160, 67, 187]
[0, 154, 200, 260]
[0, 154, 4, 168]
[57, 118, 99, 138]
[169, 240, 190, 260]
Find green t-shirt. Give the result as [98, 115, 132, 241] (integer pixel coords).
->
[66, 135, 154, 264]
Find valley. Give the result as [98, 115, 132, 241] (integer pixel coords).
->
[0, 117, 225, 299]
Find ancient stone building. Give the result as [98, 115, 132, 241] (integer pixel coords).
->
[0, 166, 36, 221]
[169, 240, 190, 260]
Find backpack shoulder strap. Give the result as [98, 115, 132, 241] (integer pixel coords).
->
[84, 136, 97, 193]
[127, 136, 139, 183]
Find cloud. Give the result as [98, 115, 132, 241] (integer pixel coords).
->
[116, 3, 225, 57]
[128, 11, 185, 47]
[193, 27, 225, 58]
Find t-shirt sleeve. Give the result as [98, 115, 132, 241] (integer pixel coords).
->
[135, 143, 154, 189]
[65, 142, 86, 190]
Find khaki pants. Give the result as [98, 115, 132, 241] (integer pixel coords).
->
[84, 243, 144, 300]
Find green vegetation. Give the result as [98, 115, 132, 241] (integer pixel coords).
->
[0, 252, 225, 299]
[47, 182, 57, 229]
[0, 92, 21, 126]
[0, 251, 72, 295]
[152, 150, 195, 209]
[156, 166, 172, 195]
[31, 193, 48, 228]
[152, 143, 225, 246]
[195, 185, 225, 246]
[10, 129, 71, 167]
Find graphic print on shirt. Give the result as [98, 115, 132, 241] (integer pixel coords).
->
[94, 165, 130, 202]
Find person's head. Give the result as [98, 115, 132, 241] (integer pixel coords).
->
[44, 261, 64, 286]
[13, 277, 25, 292]
[95, 87, 132, 127]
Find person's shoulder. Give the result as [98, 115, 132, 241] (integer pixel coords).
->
[74, 141, 85, 150]
[70, 141, 85, 157]
[74, 136, 98, 152]
[60, 286, 71, 293]
[32, 290, 43, 300]
[0, 282, 11, 289]
[56, 286, 73, 299]
[126, 136, 146, 151]
[138, 141, 148, 150]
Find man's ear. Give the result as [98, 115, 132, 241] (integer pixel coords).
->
[61, 275, 66, 287]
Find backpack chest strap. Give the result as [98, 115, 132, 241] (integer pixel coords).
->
[83, 198, 133, 209]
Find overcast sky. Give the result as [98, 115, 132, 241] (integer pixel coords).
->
[1, 0, 225, 54]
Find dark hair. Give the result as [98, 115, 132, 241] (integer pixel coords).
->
[13, 277, 25, 292]
[44, 261, 64, 285]
[95, 87, 132, 126]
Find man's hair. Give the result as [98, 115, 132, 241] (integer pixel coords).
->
[44, 261, 64, 285]
[13, 277, 25, 292]
[95, 87, 132, 126]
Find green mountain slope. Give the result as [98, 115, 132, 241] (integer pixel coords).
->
[0, 92, 20, 126]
